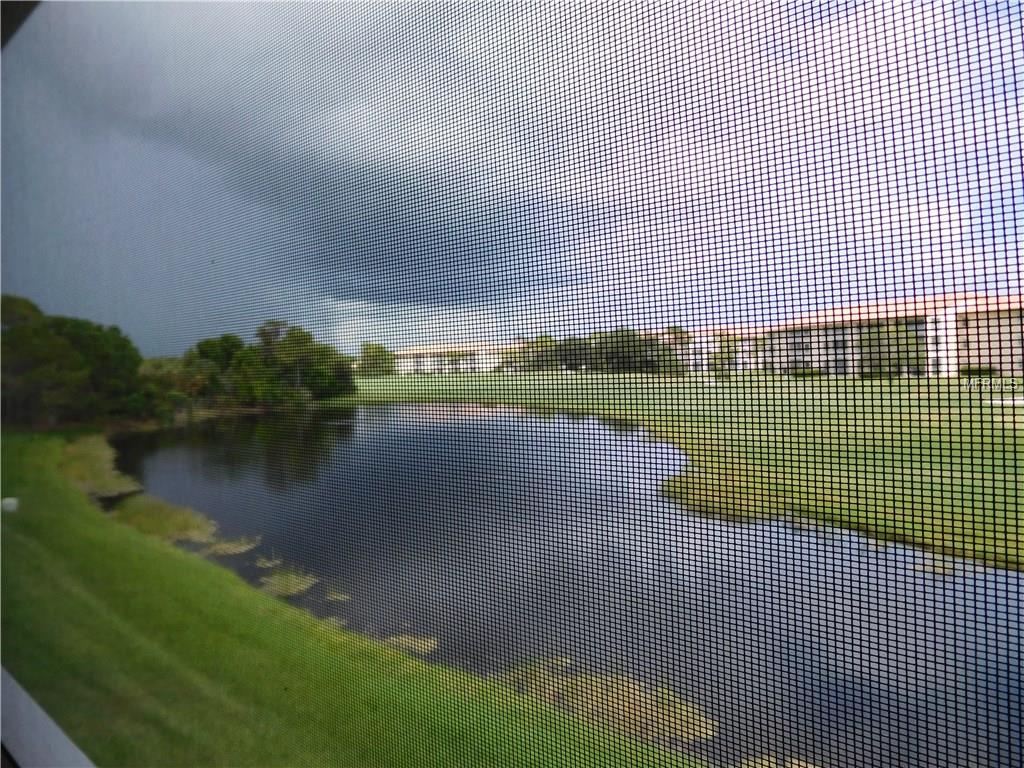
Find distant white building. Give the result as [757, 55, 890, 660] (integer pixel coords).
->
[664, 294, 1023, 377]
[393, 294, 1023, 377]
[394, 342, 514, 374]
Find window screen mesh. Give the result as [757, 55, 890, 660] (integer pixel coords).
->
[1, 3, 1020, 768]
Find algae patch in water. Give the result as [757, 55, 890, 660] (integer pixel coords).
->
[500, 658, 715, 745]
[255, 554, 283, 569]
[202, 536, 262, 556]
[260, 568, 318, 597]
[111, 493, 216, 544]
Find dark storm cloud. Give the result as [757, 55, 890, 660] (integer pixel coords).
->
[3, 1, 1020, 355]
[9, 2, 611, 305]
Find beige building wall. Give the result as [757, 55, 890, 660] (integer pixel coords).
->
[928, 310, 959, 377]
[956, 310, 1024, 376]
[393, 295, 1022, 378]
[394, 345, 508, 374]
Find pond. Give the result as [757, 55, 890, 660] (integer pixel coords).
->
[112, 405, 1021, 768]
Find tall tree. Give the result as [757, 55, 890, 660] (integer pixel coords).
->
[556, 337, 592, 371]
[589, 329, 675, 373]
[358, 343, 396, 376]
[277, 327, 317, 387]
[256, 320, 289, 359]
[223, 346, 282, 406]
[1, 294, 43, 330]
[303, 344, 356, 398]
[195, 334, 244, 372]
[138, 357, 190, 421]
[219, 322, 356, 406]
[1, 322, 88, 424]
[522, 335, 558, 371]
[1, 296, 146, 423]
[44, 316, 144, 415]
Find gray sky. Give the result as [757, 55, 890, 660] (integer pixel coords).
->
[3, 1, 1021, 356]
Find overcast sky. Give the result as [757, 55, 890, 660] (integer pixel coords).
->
[2, 1, 1021, 356]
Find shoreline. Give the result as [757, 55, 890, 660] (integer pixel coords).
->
[107, 396, 1022, 571]
[2, 431, 705, 767]
[327, 374, 1023, 570]
[43, 431, 721, 763]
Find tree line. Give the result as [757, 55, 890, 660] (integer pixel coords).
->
[152, 319, 358, 412]
[1, 295, 374, 426]
[507, 323, 927, 378]
[503, 328, 744, 376]
[2, 295, 149, 424]
[506, 329, 686, 373]
[1, 291, 935, 427]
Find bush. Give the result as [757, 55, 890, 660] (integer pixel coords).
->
[280, 387, 313, 412]
[791, 368, 824, 378]
[2, 296, 146, 425]
[358, 342, 395, 376]
[960, 366, 998, 377]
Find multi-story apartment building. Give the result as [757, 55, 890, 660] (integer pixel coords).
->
[394, 342, 512, 374]
[393, 294, 1023, 377]
[675, 294, 1022, 377]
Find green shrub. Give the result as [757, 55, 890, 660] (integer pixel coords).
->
[960, 366, 998, 377]
[112, 493, 217, 543]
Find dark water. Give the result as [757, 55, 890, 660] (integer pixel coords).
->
[113, 405, 1021, 768]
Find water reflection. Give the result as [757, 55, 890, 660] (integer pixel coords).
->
[116, 411, 355, 489]
[113, 405, 1021, 768]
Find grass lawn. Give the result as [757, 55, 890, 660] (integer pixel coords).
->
[1, 433, 700, 767]
[341, 373, 1023, 568]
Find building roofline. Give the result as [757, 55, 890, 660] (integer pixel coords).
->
[393, 293, 1022, 355]
[394, 341, 519, 357]
[669, 293, 1023, 338]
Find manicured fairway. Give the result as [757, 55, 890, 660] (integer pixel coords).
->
[342, 373, 1023, 568]
[1, 433, 698, 767]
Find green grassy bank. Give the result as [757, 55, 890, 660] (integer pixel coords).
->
[1, 433, 700, 767]
[339, 373, 1023, 568]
